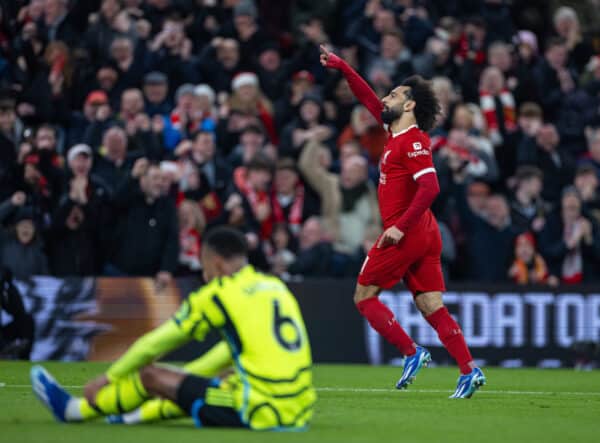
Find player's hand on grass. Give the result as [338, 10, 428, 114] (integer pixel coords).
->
[377, 226, 404, 248]
[84, 374, 109, 408]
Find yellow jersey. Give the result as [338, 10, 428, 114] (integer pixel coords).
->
[106, 265, 316, 430]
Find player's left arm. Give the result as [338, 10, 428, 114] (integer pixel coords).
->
[388, 137, 440, 240]
[105, 320, 192, 382]
[394, 172, 440, 233]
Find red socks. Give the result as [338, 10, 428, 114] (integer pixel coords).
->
[426, 307, 474, 375]
[356, 297, 416, 356]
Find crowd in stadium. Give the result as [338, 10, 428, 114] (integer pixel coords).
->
[1, 0, 600, 287]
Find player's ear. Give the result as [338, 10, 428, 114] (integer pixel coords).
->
[404, 99, 416, 112]
[214, 255, 227, 277]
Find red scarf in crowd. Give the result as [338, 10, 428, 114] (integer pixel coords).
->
[456, 34, 486, 65]
[480, 89, 517, 142]
[562, 222, 583, 284]
[170, 109, 210, 133]
[511, 255, 549, 284]
[234, 167, 273, 239]
[257, 101, 278, 145]
[179, 227, 201, 271]
[272, 185, 305, 235]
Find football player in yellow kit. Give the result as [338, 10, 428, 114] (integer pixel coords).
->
[31, 227, 316, 430]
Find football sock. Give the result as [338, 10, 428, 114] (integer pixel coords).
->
[356, 297, 416, 356]
[65, 372, 149, 421]
[426, 307, 475, 375]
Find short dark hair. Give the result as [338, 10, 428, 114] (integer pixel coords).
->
[203, 227, 248, 259]
[382, 30, 404, 43]
[242, 124, 265, 136]
[401, 75, 441, 132]
[576, 163, 597, 177]
[246, 152, 274, 172]
[515, 165, 543, 182]
[545, 37, 566, 51]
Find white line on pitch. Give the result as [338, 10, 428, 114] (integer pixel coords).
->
[2, 384, 599, 397]
[318, 387, 600, 396]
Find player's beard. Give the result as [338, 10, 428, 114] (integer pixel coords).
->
[381, 105, 403, 125]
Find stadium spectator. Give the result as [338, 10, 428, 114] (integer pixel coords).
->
[162, 83, 213, 151]
[104, 158, 178, 289]
[533, 37, 577, 122]
[413, 37, 457, 81]
[498, 101, 544, 183]
[0, 193, 48, 279]
[232, 153, 274, 240]
[287, 216, 333, 277]
[47, 144, 111, 276]
[300, 139, 380, 255]
[337, 105, 388, 165]
[272, 158, 320, 236]
[580, 127, 600, 178]
[268, 222, 298, 277]
[228, 124, 266, 167]
[510, 166, 549, 232]
[199, 37, 242, 93]
[147, 15, 196, 90]
[478, 66, 517, 147]
[538, 187, 600, 283]
[454, 178, 521, 282]
[0, 267, 34, 360]
[552, 6, 594, 73]
[91, 126, 141, 190]
[508, 232, 555, 285]
[227, 72, 277, 144]
[574, 164, 600, 224]
[517, 123, 575, 202]
[274, 69, 318, 129]
[345, 2, 397, 57]
[0, 1, 598, 285]
[108, 36, 146, 91]
[280, 92, 335, 159]
[142, 71, 171, 117]
[177, 199, 205, 275]
[39, 0, 79, 47]
[0, 95, 21, 200]
[183, 131, 229, 194]
[366, 31, 414, 94]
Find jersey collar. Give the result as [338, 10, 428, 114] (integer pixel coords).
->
[391, 124, 418, 138]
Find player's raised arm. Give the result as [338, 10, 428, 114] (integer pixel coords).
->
[320, 45, 384, 125]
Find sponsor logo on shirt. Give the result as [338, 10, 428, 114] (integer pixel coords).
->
[407, 149, 430, 158]
[413, 142, 422, 150]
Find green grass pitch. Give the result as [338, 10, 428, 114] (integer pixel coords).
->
[1, 362, 599, 443]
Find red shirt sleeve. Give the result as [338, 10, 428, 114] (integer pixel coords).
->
[326, 53, 383, 125]
[394, 172, 440, 232]
[401, 135, 436, 179]
[394, 134, 439, 231]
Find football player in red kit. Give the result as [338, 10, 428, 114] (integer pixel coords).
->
[320, 46, 486, 398]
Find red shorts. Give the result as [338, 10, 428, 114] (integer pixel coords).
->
[357, 222, 446, 295]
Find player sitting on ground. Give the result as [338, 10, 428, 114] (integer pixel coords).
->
[320, 45, 485, 398]
[31, 227, 316, 430]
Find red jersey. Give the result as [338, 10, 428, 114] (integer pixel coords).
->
[378, 125, 436, 230]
